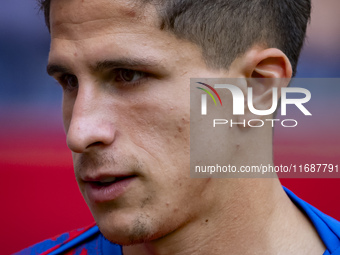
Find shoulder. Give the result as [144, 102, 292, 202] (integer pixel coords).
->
[284, 186, 340, 255]
[14, 223, 122, 255]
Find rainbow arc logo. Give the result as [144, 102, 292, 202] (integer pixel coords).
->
[196, 82, 223, 106]
[196, 82, 222, 115]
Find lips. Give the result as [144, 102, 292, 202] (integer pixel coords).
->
[89, 176, 132, 186]
[83, 174, 137, 203]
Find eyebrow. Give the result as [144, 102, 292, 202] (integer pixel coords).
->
[46, 64, 72, 76]
[46, 57, 160, 77]
[92, 58, 160, 73]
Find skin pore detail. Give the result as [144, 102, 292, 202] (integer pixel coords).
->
[46, 0, 326, 254]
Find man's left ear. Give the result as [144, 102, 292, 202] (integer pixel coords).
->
[250, 48, 292, 79]
[237, 47, 293, 121]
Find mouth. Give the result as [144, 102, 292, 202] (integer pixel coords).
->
[89, 175, 136, 188]
[83, 175, 137, 203]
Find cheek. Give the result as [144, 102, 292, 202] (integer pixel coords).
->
[114, 95, 192, 202]
[121, 84, 190, 159]
[122, 101, 190, 163]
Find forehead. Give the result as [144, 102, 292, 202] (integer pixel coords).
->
[50, 0, 157, 39]
[48, 0, 208, 77]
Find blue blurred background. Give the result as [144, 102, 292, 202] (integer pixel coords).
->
[1, 0, 339, 254]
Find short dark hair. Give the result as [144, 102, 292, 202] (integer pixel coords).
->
[38, 0, 311, 76]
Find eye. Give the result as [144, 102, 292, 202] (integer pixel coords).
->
[115, 69, 145, 83]
[59, 74, 78, 91]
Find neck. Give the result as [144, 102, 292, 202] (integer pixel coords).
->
[123, 178, 325, 255]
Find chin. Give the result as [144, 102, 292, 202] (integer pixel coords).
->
[98, 222, 160, 246]
[95, 211, 160, 245]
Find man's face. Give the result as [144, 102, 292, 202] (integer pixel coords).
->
[48, 0, 229, 244]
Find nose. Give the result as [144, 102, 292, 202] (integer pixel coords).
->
[65, 86, 116, 153]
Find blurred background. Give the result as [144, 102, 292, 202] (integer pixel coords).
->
[0, 0, 339, 254]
